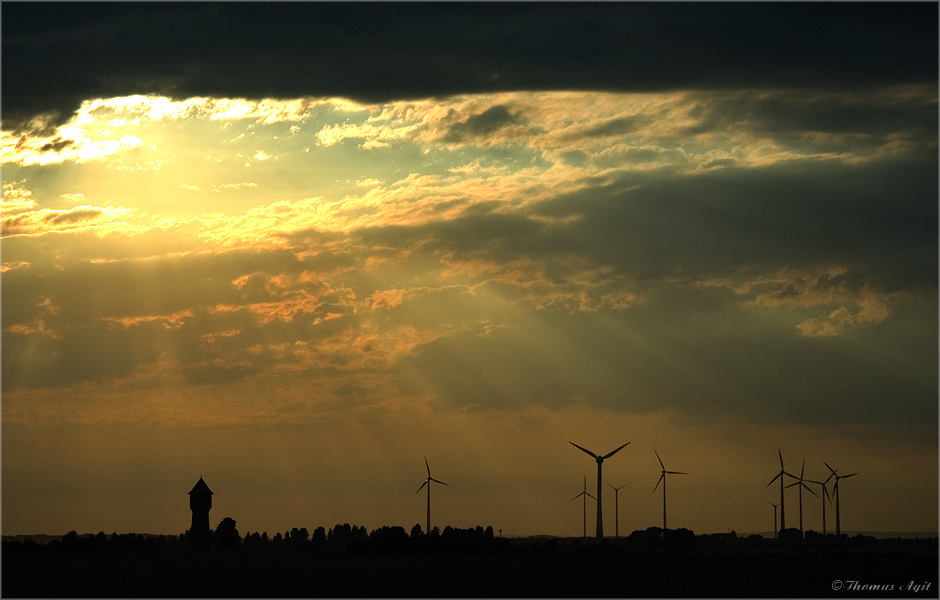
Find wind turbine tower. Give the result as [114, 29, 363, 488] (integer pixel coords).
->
[570, 441, 630, 538]
[806, 478, 832, 534]
[415, 457, 447, 534]
[653, 449, 687, 530]
[824, 461, 858, 537]
[606, 482, 628, 537]
[767, 449, 796, 532]
[784, 459, 818, 532]
[764, 499, 780, 539]
[571, 475, 596, 538]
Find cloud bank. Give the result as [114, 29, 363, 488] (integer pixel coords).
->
[3, 3, 936, 131]
[3, 89, 935, 435]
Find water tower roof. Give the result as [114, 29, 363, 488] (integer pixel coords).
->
[188, 477, 213, 496]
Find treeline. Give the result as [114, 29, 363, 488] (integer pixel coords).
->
[5, 523, 915, 555]
[2, 530, 183, 553]
[2, 520, 510, 554]
[241, 522, 506, 553]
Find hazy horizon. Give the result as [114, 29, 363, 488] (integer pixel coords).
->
[2, 3, 937, 540]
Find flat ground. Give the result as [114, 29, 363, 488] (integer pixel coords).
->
[3, 546, 937, 597]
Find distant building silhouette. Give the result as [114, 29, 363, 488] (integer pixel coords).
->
[188, 476, 213, 549]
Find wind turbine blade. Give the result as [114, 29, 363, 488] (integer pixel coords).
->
[654, 449, 665, 470]
[572, 493, 584, 501]
[430, 478, 448, 486]
[767, 473, 782, 486]
[801, 482, 818, 497]
[416, 481, 428, 494]
[666, 471, 687, 475]
[778, 449, 784, 470]
[425, 457, 431, 478]
[569, 442, 598, 459]
[585, 492, 596, 500]
[784, 481, 799, 489]
[602, 442, 631, 459]
[654, 473, 664, 491]
[842, 473, 858, 478]
[823, 461, 837, 477]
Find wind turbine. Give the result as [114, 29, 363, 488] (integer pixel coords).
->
[824, 461, 858, 537]
[415, 457, 447, 534]
[606, 482, 629, 537]
[783, 459, 818, 532]
[805, 477, 832, 534]
[653, 449, 687, 530]
[569, 441, 630, 538]
[766, 449, 797, 532]
[571, 475, 596, 538]
[763, 499, 780, 539]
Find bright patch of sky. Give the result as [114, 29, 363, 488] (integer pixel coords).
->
[2, 88, 936, 536]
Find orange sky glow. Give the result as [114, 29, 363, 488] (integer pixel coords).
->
[3, 86, 937, 539]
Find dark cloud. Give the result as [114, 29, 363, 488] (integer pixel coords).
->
[441, 106, 519, 143]
[42, 208, 104, 225]
[527, 155, 938, 290]
[687, 91, 939, 138]
[580, 116, 648, 138]
[39, 137, 75, 153]
[3, 3, 936, 129]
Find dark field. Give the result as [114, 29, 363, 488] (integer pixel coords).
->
[3, 546, 937, 597]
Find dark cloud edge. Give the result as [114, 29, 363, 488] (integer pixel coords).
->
[3, 2, 937, 131]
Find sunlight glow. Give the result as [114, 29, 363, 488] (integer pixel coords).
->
[2, 85, 936, 538]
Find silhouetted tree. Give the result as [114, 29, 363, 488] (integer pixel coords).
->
[367, 526, 409, 552]
[666, 528, 696, 553]
[289, 527, 309, 550]
[62, 530, 80, 550]
[215, 517, 241, 549]
[312, 526, 326, 551]
[93, 531, 108, 550]
[804, 529, 825, 548]
[779, 527, 803, 548]
[410, 523, 423, 538]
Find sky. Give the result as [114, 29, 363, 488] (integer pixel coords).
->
[2, 3, 937, 538]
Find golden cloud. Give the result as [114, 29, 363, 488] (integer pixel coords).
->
[796, 291, 893, 337]
[734, 265, 894, 336]
[2, 180, 37, 212]
[102, 309, 195, 330]
[1, 205, 133, 238]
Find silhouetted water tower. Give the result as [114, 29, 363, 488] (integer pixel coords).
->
[188, 476, 213, 548]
